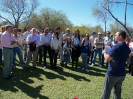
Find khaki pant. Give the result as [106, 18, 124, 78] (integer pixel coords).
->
[25, 48, 38, 67]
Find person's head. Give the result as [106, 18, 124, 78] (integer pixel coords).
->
[114, 30, 127, 43]
[67, 37, 71, 43]
[85, 34, 89, 40]
[66, 28, 70, 34]
[1, 26, 5, 32]
[36, 29, 39, 34]
[13, 28, 18, 35]
[31, 28, 36, 35]
[55, 27, 61, 33]
[17, 29, 22, 35]
[91, 32, 96, 37]
[106, 31, 110, 37]
[44, 28, 49, 34]
[98, 32, 102, 38]
[53, 32, 59, 39]
[74, 29, 80, 37]
[5, 25, 13, 34]
[26, 26, 31, 32]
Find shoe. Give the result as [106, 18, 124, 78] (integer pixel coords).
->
[82, 68, 85, 70]
[32, 66, 37, 69]
[91, 64, 94, 66]
[85, 69, 89, 72]
[3, 76, 11, 80]
[13, 66, 16, 69]
[9, 75, 15, 78]
[44, 66, 47, 68]
[99, 64, 102, 67]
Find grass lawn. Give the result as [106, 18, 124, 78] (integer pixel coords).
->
[0, 57, 133, 99]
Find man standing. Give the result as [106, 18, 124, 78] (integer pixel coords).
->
[63, 28, 73, 44]
[92, 32, 104, 67]
[23, 26, 31, 61]
[101, 30, 131, 99]
[1, 25, 16, 79]
[103, 31, 113, 66]
[40, 28, 52, 68]
[25, 28, 40, 68]
[89, 32, 97, 64]
[0, 26, 5, 64]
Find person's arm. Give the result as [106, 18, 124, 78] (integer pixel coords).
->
[103, 50, 112, 61]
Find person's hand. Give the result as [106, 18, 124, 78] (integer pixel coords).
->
[10, 41, 16, 45]
[74, 47, 76, 50]
[129, 53, 133, 59]
[102, 50, 106, 54]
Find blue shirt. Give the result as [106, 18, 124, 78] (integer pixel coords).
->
[26, 34, 40, 47]
[107, 42, 131, 76]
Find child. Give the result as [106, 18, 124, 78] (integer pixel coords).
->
[81, 34, 91, 72]
[61, 37, 72, 67]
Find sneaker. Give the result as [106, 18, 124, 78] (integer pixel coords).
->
[99, 64, 102, 67]
[82, 68, 85, 70]
[44, 66, 47, 68]
[85, 69, 89, 72]
[91, 64, 94, 66]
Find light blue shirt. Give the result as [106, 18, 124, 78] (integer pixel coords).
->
[26, 34, 40, 47]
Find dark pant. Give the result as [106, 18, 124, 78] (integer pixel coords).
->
[101, 75, 125, 99]
[0, 49, 2, 64]
[38, 45, 43, 63]
[72, 57, 78, 68]
[43, 45, 52, 66]
[51, 49, 58, 69]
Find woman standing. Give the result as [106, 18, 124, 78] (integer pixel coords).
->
[51, 32, 60, 69]
[81, 34, 91, 72]
[71, 29, 82, 68]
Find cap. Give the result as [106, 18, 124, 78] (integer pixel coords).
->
[92, 32, 96, 34]
[98, 32, 102, 35]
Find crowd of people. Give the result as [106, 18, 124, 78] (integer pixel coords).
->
[0, 25, 133, 98]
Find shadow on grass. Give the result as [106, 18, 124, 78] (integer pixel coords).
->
[0, 64, 50, 99]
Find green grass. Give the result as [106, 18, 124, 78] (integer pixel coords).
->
[0, 57, 133, 99]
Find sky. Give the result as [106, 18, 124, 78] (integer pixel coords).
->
[37, 0, 133, 29]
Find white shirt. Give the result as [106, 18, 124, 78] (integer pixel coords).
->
[89, 36, 96, 47]
[129, 42, 133, 52]
[40, 33, 52, 45]
[23, 31, 31, 44]
[13, 35, 23, 48]
[51, 38, 60, 49]
[103, 36, 113, 46]
[63, 33, 73, 43]
[94, 37, 104, 48]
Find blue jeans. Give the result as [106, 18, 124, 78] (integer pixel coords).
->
[92, 48, 102, 65]
[0, 49, 2, 64]
[62, 55, 70, 65]
[81, 54, 88, 70]
[101, 75, 125, 99]
[13, 47, 24, 67]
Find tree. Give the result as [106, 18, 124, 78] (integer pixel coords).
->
[28, 7, 73, 31]
[97, 0, 133, 37]
[0, 0, 38, 28]
[92, 6, 111, 36]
